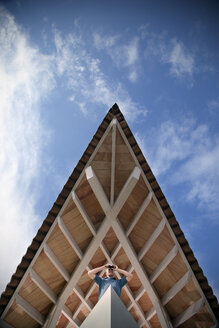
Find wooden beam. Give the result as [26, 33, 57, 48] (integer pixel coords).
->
[150, 245, 178, 284]
[112, 166, 141, 217]
[73, 302, 83, 320]
[110, 118, 117, 206]
[162, 271, 192, 306]
[71, 191, 96, 236]
[15, 294, 45, 325]
[127, 300, 133, 311]
[58, 216, 83, 259]
[126, 192, 153, 236]
[138, 217, 166, 261]
[134, 285, 145, 301]
[112, 219, 172, 328]
[145, 307, 156, 321]
[139, 319, 152, 328]
[85, 166, 111, 214]
[85, 169, 171, 328]
[46, 216, 111, 327]
[111, 242, 121, 260]
[29, 269, 58, 303]
[173, 297, 205, 327]
[42, 306, 56, 328]
[44, 244, 70, 282]
[62, 305, 81, 328]
[73, 285, 93, 311]
[100, 242, 111, 260]
[66, 323, 73, 328]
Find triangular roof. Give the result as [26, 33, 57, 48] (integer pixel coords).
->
[0, 103, 218, 328]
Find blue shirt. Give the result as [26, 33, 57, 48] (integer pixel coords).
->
[94, 275, 128, 300]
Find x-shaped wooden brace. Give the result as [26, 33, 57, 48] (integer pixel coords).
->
[46, 165, 172, 328]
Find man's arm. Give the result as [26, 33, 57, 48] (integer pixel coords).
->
[88, 265, 106, 280]
[115, 266, 133, 282]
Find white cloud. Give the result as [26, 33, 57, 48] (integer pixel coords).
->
[0, 7, 55, 293]
[141, 118, 219, 211]
[144, 34, 195, 79]
[93, 32, 119, 49]
[173, 140, 219, 210]
[54, 31, 146, 120]
[125, 38, 139, 66]
[93, 33, 139, 82]
[208, 99, 219, 113]
[166, 40, 194, 78]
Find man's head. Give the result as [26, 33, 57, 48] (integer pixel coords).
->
[106, 265, 115, 278]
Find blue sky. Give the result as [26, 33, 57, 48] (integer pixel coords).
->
[0, 0, 218, 300]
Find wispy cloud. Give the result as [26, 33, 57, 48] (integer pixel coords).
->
[54, 30, 146, 120]
[208, 99, 219, 113]
[164, 39, 194, 78]
[137, 118, 219, 212]
[144, 33, 195, 80]
[0, 7, 55, 293]
[93, 32, 139, 83]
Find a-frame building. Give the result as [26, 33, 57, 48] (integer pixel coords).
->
[0, 104, 218, 328]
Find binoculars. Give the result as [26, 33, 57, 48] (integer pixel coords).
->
[107, 265, 115, 269]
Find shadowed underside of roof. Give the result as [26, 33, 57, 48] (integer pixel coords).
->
[0, 103, 218, 328]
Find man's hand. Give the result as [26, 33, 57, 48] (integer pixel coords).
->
[116, 267, 133, 282]
[88, 265, 106, 279]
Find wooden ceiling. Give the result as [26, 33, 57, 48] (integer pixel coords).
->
[0, 104, 218, 328]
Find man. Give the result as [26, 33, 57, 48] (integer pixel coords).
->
[88, 264, 133, 300]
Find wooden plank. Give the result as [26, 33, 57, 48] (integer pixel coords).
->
[29, 268, 58, 304]
[126, 192, 153, 236]
[138, 217, 166, 261]
[44, 244, 70, 282]
[110, 119, 116, 206]
[173, 297, 205, 327]
[15, 294, 45, 325]
[150, 245, 178, 284]
[71, 191, 96, 236]
[161, 271, 192, 306]
[58, 216, 83, 259]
